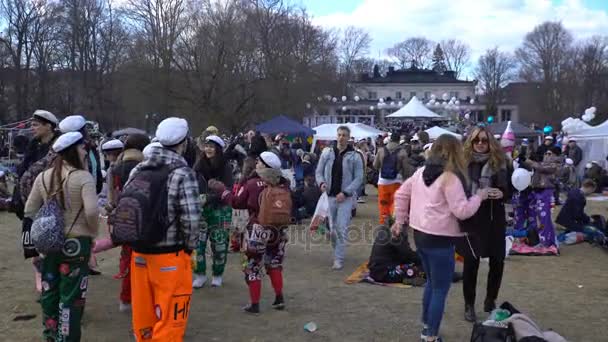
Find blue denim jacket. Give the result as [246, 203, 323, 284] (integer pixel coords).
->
[315, 147, 364, 197]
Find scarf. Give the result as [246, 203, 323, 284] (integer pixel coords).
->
[470, 152, 500, 194]
[257, 168, 282, 186]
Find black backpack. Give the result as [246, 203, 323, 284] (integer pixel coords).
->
[380, 147, 401, 180]
[110, 163, 181, 245]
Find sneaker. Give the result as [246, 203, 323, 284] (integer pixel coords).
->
[420, 326, 429, 341]
[243, 303, 260, 314]
[192, 274, 207, 288]
[272, 295, 285, 311]
[464, 304, 477, 323]
[357, 198, 366, 204]
[211, 276, 223, 287]
[119, 302, 131, 313]
[332, 260, 343, 271]
[89, 269, 102, 276]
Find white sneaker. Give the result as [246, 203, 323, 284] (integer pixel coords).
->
[357, 198, 366, 204]
[211, 276, 223, 287]
[192, 274, 208, 288]
[332, 260, 343, 270]
[119, 302, 131, 313]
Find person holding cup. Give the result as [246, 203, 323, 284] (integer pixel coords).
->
[461, 126, 510, 323]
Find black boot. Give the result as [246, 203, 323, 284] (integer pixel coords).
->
[465, 304, 477, 323]
[272, 295, 285, 310]
[243, 303, 260, 314]
[484, 299, 496, 313]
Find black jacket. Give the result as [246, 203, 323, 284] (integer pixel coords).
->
[17, 133, 58, 177]
[556, 189, 590, 231]
[459, 161, 510, 259]
[368, 225, 420, 280]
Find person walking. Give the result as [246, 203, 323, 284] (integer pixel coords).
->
[127, 118, 200, 341]
[392, 134, 488, 342]
[315, 126, 364, 270]
[25, 132, 99, 341]
[461, 127, 510, 322]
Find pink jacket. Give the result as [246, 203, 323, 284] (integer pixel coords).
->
[394, 167, 482, 237]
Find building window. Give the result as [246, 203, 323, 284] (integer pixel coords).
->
[501, 110, 512, 122]
[368, 91, 377, 99]
[424, 91, 431, 99]
[410, 91, 416, 99]
[396, 91, 402, 99]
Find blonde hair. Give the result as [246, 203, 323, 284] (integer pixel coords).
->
[428, 134, 469, 185]
[463, 126, 506, 172]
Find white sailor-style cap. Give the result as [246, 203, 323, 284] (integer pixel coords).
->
[59, 115, 86, 133]
[101, 139, 124, 152]
[205, 135, 225, 148]
[32, 110, 58, 126]
[259, 151, 282, 170]
[52, 132, 83, 153]
[156, 117, 189, 147]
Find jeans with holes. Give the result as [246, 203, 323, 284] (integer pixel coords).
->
[417, 245, 455, 337]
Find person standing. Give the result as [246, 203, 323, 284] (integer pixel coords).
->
[24, 132, 99, 341]
[315, 126, 364, 270]
[128, 118, 200, 341]
[226, 151, 292, 314]
[461, 127, 509, 322]
[392, 134, 487, 342]
[373, 132, 413, 224]
[564, 137, 583, 167]
[192, 135, 233, 288]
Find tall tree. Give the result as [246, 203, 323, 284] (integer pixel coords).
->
[440, 39, 470, 78]
[516, 21, 574, 116]
[431, 43, 447, 73]
[386, 37, 433, 69]
[337, 26, 371, 92]
[476, 47, 516, 116]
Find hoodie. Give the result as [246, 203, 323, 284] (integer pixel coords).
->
[394, 157, 482, 238]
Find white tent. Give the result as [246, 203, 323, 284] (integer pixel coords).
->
[386, 96, 443, 119]
[569, 120, 608, 173]
[425, 126, 462, 140]
[312, 123, 385, 151]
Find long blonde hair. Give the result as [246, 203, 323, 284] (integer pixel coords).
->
[428, 134, 469, 185]
[463, 126, 506, 171]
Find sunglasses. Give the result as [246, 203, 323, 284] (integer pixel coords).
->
[472, 137, 489, 144]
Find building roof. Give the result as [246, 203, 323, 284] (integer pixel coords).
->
[354, 66, 475, 84]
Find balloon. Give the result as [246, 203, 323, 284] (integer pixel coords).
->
[390, 102, 395, 106]
[543, 125, 553, 134]
[354, 96, 360, 102]
[442, 93, 449, 101]
[341, 96, 347, 102]
[306, 103, 311, 109]
[430, 94, 436, 99]
[369, 106, 375, 111]
[332, 97, 337, 103]
[470, 99, 475, 104]
[455, 100, 460, 105]
[379, 98, 384, 103]
[398, 101, 403, 106]
[464, 113, 470, 120]
[342, 106, 347, 111]
[512, 168, 532, 191]
[487, 116, 494, 123]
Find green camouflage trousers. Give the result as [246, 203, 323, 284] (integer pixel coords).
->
[40, 237, 91, 342]
[194, 205, 231, 276]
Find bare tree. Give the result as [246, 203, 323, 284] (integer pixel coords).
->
[338, 26, 371, 74]
[476, 47, 516, 116]
[440, 39, 470, 78]
[386, 37, 433, 69]
[516, 21, 573, 115]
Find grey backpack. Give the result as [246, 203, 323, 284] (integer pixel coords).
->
[31, 171, 82, 254]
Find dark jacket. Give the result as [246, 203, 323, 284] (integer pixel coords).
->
[460, 160, 509, 259]
[368, 225, 420, 280]
[556, 189, 590, 231]
[228, 172, 290, 225]
[565, 145, 583, 166]
[194, 153, 234, 207]
[17, 133, 58, 177]
[524, 155, 561, 190]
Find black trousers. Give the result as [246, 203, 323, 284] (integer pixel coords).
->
[463, 256, 504, 306]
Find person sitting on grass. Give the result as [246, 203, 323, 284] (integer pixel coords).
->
[556, 179, 596, 232]
[368, 223, 463, 286]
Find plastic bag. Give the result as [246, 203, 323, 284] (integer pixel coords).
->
[309, 193, 329, 233]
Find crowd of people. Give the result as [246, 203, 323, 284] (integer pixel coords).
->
[3, 109, 607, 342]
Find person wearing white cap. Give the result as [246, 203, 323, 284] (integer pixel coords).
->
[58, 115, 104, 194]
[16, 110, 59, 177]
[560, 158, 579, 192]
[223, 150, 292, 314]
[101, 139, 124, 164]
[24, 131, 99, 341]
[127, 117, 200, 341]
[316, 125, 364, 270]
[191, 135, 234, 288]
[564, 136, 583, 167]
[534, 134, 555, 161]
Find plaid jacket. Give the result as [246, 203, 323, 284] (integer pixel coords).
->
[130, 145, 201, 253]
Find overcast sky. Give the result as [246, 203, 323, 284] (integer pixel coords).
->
[299, 0, 608, 76]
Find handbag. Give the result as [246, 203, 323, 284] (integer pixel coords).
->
[471, 322, 516, 342]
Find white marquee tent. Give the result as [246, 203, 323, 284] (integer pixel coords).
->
[386, 96, 443, 119]
[312, 123, 385, 151]
[569, 120, 608, 172]
[425, 126, 462, 140]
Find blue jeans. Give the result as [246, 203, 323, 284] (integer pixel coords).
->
[418, 245, 455, 337]
[327, 196, 355, 262]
